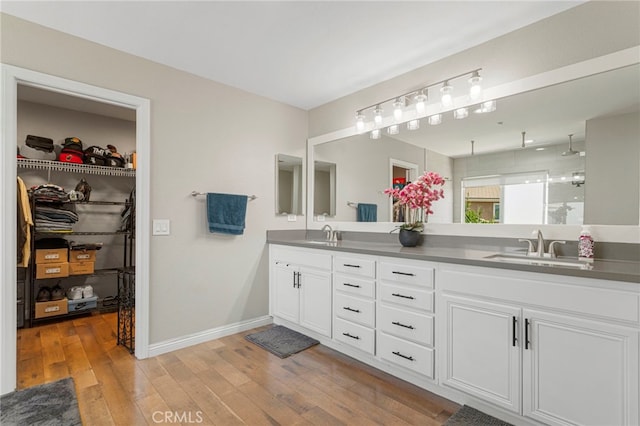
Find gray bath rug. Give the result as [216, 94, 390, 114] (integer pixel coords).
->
[0, 377, 81, 426]
[246, 325, 319, 358]
[444, 405, 513, 426]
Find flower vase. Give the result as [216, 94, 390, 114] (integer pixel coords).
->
[398, 229, 421, 247]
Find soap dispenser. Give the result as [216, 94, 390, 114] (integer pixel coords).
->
[578, 226, 594, 263]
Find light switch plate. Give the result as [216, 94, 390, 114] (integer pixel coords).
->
[152, 219, 170, 236]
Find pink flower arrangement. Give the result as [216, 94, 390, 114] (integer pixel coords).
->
[384, 171, 445, 230]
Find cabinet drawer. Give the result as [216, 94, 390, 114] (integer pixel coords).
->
[335, 274, 375, 299]
[380, 283, 434, 313]
[334, 256, 375, 278]
[378, 304, 433, 346]
[271, 245, 331, 270]
[334, 317, 375, 355]
[378, 332, 434, 379]
[335, 293, 375, 328]
[379, 261, 433, 288]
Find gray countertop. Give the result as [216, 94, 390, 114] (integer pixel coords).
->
[267, 230, 640, 284]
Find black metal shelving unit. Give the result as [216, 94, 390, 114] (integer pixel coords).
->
[21, 159, 136, 328]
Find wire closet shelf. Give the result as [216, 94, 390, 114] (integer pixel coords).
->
[18, 158, 136, 177]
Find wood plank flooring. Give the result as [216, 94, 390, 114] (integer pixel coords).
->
[16, 313, 459, 425]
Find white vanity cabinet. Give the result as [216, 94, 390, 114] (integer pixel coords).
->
[439, 264, 640, 426]
[377, 259, 436, 379]
[333, 254, 376, 354]
[270, 245, 332, 337]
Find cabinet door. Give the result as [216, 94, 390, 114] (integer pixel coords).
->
[442, 295, 521, 413]
[523, 309, 639, 426]
[299, 268, 332, 337]
[272, 263, 299, 324]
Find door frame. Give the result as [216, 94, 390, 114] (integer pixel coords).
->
[1, 64, 151, 394]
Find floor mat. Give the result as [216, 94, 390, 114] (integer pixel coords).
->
[245, 325, 319, 358]
[444, 405, 513, 426]
[0, 377, 81, 426]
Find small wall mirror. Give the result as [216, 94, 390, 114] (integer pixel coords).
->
[314, 160, 336, 217]
[276, 154, 304, 215]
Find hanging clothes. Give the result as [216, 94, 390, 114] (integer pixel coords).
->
[17, 176, 33, 267]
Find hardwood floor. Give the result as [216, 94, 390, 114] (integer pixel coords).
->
[17, 313, 459, 425]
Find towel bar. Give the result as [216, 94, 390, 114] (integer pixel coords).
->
[347, 201, 358, 207]
[191, 191, 257, 201]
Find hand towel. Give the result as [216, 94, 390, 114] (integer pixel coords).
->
[357, 203, 377, 222]
[206, 193, 248, 235]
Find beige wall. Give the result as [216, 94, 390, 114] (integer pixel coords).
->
[309, 1, 640, 137]
[585, 111, 640, 225]
[2, 13, 308, 344]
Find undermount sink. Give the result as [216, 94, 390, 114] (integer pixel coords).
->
[485, 253, 593, 269]
[304, 240, 337, 246]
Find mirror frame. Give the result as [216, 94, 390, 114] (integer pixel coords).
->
[306, 47, 640, 242]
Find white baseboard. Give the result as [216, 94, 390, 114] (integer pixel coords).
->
[148, 315, 273, 357]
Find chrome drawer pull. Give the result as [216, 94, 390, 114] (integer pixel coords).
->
[343, 283, 361, 288]
[392, 271, 415, 276]
[343, 263, 361, 268]
[392, 351, 414, 361]
[392, 321, 414, 330]
[392, 293, 415, 300]
[343, 307, 361, 313]
[342, 332, 360, 340]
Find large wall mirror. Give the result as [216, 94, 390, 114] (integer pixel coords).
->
[276, 154, 304, 215]
[307, 57, 639, 231]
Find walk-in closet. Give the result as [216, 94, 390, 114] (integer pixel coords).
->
[15, 85, 137, 387]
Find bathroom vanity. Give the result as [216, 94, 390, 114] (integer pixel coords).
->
[267, 232, 639, 426]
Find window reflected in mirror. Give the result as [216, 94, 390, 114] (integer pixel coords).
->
[314, 161, 336, 217]
[276, 154, 304, 215]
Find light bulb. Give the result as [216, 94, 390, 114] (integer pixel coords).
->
[440, 81, 453, 108]
[468, 71, 482, 100]
[453, 107, 468, 119]
[474, 100, 496, 114]
[393, 98, 404, 122]
[370, 129, 381, 140]
[373, 105, 383, 127]
[407, 119, 419, 131]
[413, 90, 427, 116]
[428, 114, 442, 125]
[355, 112, 365, 133]
[387, 124, 399, 135]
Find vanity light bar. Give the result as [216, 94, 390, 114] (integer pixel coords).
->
[354, 68, 497, 138]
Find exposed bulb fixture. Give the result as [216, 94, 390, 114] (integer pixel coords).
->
[413, 90, 427, 116]
[453, 107, 468, 119]
[370, 129, 381, 140]
[468, 70, 483, 100]
[373, 105, 383, 127]
[407, 119, 420, 131]
[355, 112, 365, 133]
[440, 81, 454, 108]
[387, 124, 399, 135]
[353, 69, 492, 131]
[393, 98, 404, 122]
[428, 114, 442, 126]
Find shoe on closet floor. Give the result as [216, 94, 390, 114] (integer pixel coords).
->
[67, 286, 83, 300]
[50, 284, 65, 301]
[82, 285, 93, 298]
[36, 287, 51, 302]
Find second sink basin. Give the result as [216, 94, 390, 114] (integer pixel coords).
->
[485, 253, 592, 269]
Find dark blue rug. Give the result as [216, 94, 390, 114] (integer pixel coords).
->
[0, 377, 81, 426]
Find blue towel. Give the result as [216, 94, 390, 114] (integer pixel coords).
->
[206, 193, 248, 235]
[357, 203, 377, 222]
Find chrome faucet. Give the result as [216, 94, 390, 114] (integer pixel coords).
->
[321, 224, 334, 241]
[519, 229, 565, 258]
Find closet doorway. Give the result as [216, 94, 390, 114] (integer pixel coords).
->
[1, 65, 150, 395]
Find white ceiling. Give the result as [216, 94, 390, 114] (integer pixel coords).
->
[0, 1, 583, 110]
